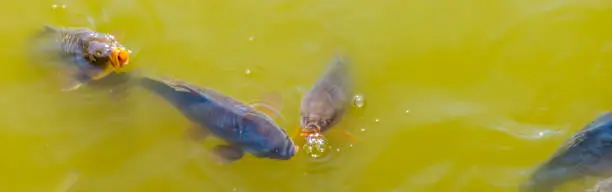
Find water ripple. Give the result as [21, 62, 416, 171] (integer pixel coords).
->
[487, 119, 566, 140]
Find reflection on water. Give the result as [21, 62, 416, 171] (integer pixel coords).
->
[2, 0, 612, 191]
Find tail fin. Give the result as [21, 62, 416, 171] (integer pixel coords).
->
[317, 50, 352, 93]
[139, 77, 204, 108]
[139, 77, 180, 99]
[331, 50, 350, 68]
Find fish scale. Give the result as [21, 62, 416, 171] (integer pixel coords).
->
[58, 30, 91, 60]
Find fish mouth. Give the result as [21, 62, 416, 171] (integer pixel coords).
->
[109, 47, 131, 71]
[300, 123, 321, 136]
[265, 143, 298, 160]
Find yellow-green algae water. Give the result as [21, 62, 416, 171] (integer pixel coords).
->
[3, 0, 612, 191]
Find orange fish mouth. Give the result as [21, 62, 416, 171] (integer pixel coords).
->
[300, 124, 321, 137]
[110, 47, 131, 71]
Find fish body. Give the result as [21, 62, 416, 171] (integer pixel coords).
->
[139, 77, 297, 162]
[299, 55, 352, 135]
[30, 26, 131, 91]
[521, 111, 612, 192]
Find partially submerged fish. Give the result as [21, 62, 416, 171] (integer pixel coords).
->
[296, 54, 354, 141]
[520, 111, 612, 192]
[29, 25, 131, 91]
[139, 76, 297, 163]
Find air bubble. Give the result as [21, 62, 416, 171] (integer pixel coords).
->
[352, 94, 365, 108]
[302, 133, 329, 158]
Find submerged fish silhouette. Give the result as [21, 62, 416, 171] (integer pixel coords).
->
[139, 76, 297, 163]
[521, 111, 612, 192]
[297, 54, 354, 141]
[29, 25, 131, 92]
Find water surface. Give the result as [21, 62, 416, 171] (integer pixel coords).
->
[3, 0, 612, 191]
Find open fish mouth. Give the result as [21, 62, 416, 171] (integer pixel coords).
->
[301, 123, 322, 136]
[109, 46, 131, 71]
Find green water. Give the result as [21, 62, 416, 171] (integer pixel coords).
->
[3, 0, 612, 191]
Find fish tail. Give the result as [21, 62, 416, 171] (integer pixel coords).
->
[326, 51, 353, 90]
[139, 77, 196, 108]
[139, 77, 176, 98]
[327, 51, 351, 79]
[331, 51, 350, 67]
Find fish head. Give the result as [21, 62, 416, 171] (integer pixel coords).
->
[300, 113, 334, 136]
[244, 115, 298, 160]
[264, 135, 298, 160]
[299, 97, 341, 134]
[84, 34, 131, 71]
[262, 125, 298, 160]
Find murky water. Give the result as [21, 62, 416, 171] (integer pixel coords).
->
[3, 0, 612, 191]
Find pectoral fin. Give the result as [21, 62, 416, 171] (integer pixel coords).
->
[184, 124, 210, 159]
[59, 70, 93, 92]
[56, 60, 94, 92]
[211, 145, 244, 164]
[340, 129, 359, 143]
[330, 128, 359, 143]
[184, 124, 209, 141]
[60, 78, 84, 92]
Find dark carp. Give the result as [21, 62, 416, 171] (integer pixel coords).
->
[139, 76, 297, 163]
